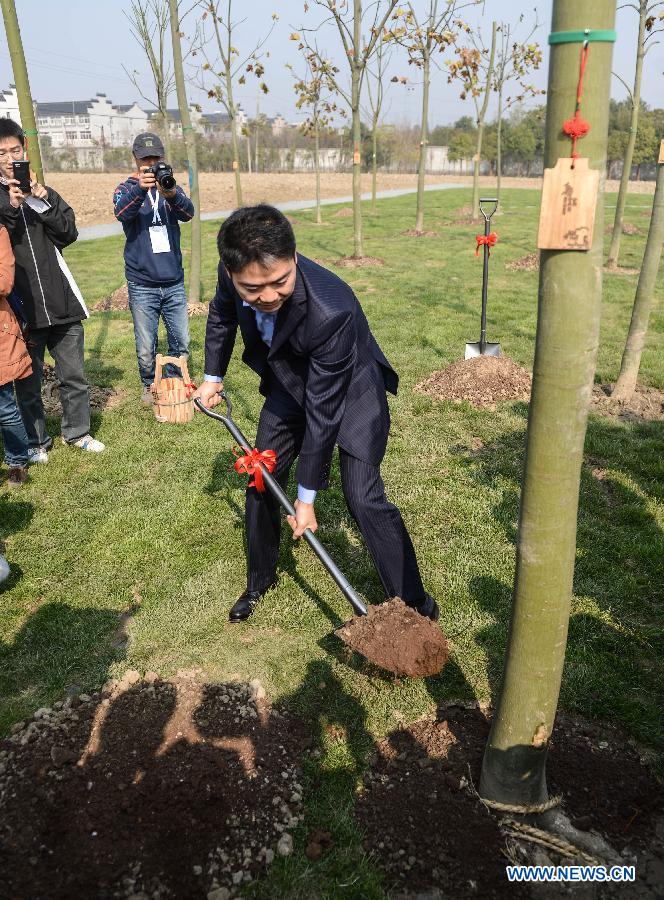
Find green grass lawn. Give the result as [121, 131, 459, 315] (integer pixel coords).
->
[1, 187, 663, 897]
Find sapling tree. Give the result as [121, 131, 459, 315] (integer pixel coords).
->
[448, 18, 497, 220]
[387, 1, 466, 231]
[491, 15, 544, 200]
[0, 0, 43, 180]
[480, 0, 616, 807]
[288, 45, 344, 224]
[298, 0, 400, 259]
[125, 0, 175, 160]
[194, 1, 277, 205]
[607, 1, 663, 268]
[365, 30, 391, 214]
[168, 0, 201, 302]
[612, 149, 664, 401]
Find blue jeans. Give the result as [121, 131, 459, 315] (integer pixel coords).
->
[0, 382, 29, 467]
[127, 279, 190, 387]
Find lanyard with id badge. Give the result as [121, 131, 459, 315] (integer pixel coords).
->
[148, 188, 171, 253]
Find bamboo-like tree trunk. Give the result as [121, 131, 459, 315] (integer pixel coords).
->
[612, 156, 664, 401]
[0, 0, 43, 182]
[351, 0, 364, 259]
[606, 0, 646, 269]
[371, 115, 378, 214]
[314, 117, 322, 225]
[472, 22, 497, 222]
[415, 50, 430, 232]
[479, 0, 616, 806]
[168, 0, 201, 303]
[496, 87, 503, 201]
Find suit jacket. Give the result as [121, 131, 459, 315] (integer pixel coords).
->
[204, 254, 398, 490]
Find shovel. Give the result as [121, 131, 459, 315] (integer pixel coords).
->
[465, 197, 501, 359]
[194, 393, 367, 618]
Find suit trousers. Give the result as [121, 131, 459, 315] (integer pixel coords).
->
[245, 395, 427, 606]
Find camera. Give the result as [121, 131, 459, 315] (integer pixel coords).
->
[146, 162, 176, 192]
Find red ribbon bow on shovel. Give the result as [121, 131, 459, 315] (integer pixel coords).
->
[476, 232, 498, 256]
[233, 447, 277, 492]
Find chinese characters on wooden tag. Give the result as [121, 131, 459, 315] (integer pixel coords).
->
[353, 150, 361, 165]
[659, 139, 664, 165]
[537, 158, 600, 251]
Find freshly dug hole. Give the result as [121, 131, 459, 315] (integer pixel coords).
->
[337, 598, 448, 677]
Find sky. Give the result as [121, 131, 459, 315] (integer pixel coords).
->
[1, 1, 662, 128]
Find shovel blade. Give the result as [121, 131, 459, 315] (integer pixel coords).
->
[465, 342, 501, 360]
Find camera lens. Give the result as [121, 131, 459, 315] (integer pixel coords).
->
[159, 172, 176, 191]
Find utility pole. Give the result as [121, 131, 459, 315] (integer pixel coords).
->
[0, 0, 43, 182]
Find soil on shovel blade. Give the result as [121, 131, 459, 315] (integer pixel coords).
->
[416, 356, 532, 409]
[337, 598, 449, 678]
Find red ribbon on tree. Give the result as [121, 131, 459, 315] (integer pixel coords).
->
[233, 447, 277, 493]
[476, 232, 498, 256]
[562, 42, 591, 167]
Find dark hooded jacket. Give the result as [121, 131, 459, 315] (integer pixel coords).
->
[0, 184, 83, 329]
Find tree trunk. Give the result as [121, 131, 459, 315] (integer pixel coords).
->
[472, 22, 497, 221]
[314, 118, 322, 225]
[351, 0, 364, 258]
[415, 51, 430, 232]
[168, 0, 201, 303]
[496, 87, 503, 201]
[0, 0, 43, 182]
[606, 0, 646, 268]
[612, 159, 664, 401]
[371, 115, 378, 214]
[230, 114, 242, 205]
[479, 0, 616, 807]
[246, 133, 252, 174]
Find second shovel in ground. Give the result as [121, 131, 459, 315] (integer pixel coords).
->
[466, 197, 501, 359]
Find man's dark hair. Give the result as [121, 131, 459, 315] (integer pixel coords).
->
[0, 118, 25, 146]
[217, 204, 296, 272]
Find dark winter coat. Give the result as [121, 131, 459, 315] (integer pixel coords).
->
[0, 184, 82, 329]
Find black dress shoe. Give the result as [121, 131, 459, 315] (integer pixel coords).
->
[228, 581, 277, 622]
[412, 593, 440, 622]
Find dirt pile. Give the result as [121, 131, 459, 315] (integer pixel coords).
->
[41, 363, 122, 416]
[95, 283, 129, 311]
[592, 383, 664, 423]
[0, 670, 310, 899]
[356, 703, 664, 898]
[337, 598, 448, 677]
[401, 228, 440, 238]
[506, 252, 539, 272]
[335, 256, 385, 268]
[416, 356, 532, 408]
[187, 300, 209, 317]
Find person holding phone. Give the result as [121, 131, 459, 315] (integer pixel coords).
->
[0, 118, 104, 459]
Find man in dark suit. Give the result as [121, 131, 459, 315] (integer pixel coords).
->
[196, 205, 438, 623]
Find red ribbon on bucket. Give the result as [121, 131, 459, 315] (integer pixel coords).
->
[233, 447, 277, 492]
[476, 232, 498, 256]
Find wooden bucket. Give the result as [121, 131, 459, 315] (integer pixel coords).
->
[152, 354, 195, 424]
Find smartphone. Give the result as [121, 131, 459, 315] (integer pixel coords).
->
[12, 160, 31, 193]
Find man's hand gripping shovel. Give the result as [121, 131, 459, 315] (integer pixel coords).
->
[194, 392, 367, 618]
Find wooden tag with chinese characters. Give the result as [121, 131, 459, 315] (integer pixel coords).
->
[353, 150, 361, 165]
[659, 139, 664, 164]
[537, 157, 600, 251]
[232, 160, 239, 171]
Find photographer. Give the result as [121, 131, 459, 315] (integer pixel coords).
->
[0, 118, 103, 458]
[114, 133, 194, 402]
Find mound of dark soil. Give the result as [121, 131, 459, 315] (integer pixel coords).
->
[592, 383, 664, 423]
[337, 598, 448, 678]
[401, 229, 440, 238]
[0, 670, 310, 900]
[416, 356, 532, 409]
[335, 255, 385, 268]
[356, 704, 664, 898]
[95, 283, 129, 311]
[41, 363, 123, 415]
[506, 252, 539, 272]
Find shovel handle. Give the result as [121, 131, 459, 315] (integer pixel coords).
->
[194, 395, 368, 617]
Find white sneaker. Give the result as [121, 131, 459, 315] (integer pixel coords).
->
[28, 446, 49, 464]
[65, 435, 105, 453]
